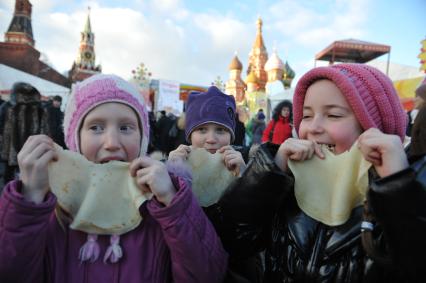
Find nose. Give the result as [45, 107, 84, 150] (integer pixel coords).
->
[104, 128, 120, 150]
[205, 131, 217, 144]
[307, 115, 324, 134]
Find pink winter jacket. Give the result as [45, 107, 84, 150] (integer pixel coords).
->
[0, 178, 228, 283]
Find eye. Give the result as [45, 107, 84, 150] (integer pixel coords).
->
[302, 114, 312, 120]
[89, 124, 103, 133]
[196, 127, 207, 133]
[216, 127, 227, 134]
[120, 125, 135, 132]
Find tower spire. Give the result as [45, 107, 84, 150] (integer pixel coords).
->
[84, 7, 92, 33]
[5, 0, 34, 46]
[247, 16, 268, 91]
[69, 6, 101, 82]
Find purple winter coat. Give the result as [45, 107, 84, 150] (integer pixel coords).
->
[0, 177, 228, 283]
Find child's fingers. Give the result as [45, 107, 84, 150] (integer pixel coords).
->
[135, 173, 152, 194]
[218, 145, 233, 154]
[129, 156, 156, 176]
[18, 135, 53, 158]
[19, 141, 56, 169]
[313, 142, 325, 159]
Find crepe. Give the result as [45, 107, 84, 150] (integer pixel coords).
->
[288, 144, 372, 226]
[48, 145, 152, 235]
[186, 148, 237, 207]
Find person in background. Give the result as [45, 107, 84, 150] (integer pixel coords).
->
[246, 109, 264, 146]
[251, 111, 266, 145]
[171, 112, 189, 150]
[262, 100, 293, 144]
[233, 112, 246, 146]
[409, 77, 426, 158]
[46, 95, 66, 148]
[0, 82, 49, 184]
[406, 79, 425, 136]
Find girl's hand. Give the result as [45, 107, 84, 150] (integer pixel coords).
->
[18, 135, 58, 204]
[357, 128, 408, 178]
[218, 146, 246, 176]
[274, 138, 324, 172]
[168, 145, 191, 162]
[130, 156, 176, 206]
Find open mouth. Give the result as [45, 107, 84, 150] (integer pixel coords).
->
[318, 143, 335, 153]
[206, 149, 218, 154]
[100, 158, 125, 164]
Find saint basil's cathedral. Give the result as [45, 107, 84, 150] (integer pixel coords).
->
[225, 17, 295, 120]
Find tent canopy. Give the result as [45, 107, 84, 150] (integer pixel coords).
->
[315, 39, 390, 64]
[0, 64, 70, 97]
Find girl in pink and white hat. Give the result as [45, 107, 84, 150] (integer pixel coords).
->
[217, 63, 426, 282]
[0, 74, 227, 283]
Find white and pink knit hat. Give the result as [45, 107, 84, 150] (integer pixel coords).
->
[64, 74, 150, 156]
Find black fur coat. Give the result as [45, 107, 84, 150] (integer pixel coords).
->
[0, 93, 49, 166]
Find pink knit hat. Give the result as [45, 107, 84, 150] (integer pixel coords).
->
[64, 74, 150, 155]
[293, 63, 407, 141]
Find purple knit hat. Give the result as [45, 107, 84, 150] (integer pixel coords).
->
[64, 74, 150, 155]
[293, 63, 407, 141]
[185, 86, 236, 142]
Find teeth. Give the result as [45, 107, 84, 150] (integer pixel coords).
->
[326, 144, 335, 153]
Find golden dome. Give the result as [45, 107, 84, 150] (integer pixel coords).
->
[245, 71, 258, 84]
[229, 55, 243, 70]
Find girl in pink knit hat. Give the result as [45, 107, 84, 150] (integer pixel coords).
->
[216, 64, 426, 282]
[0, 74, 227, 282]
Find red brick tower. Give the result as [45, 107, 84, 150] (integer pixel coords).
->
[69, 7, 101, 82]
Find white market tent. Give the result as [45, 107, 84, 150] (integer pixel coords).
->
[0, 64, 70, 105]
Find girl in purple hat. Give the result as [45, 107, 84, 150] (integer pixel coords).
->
[217, 64, 426, 282]
[169, 86, 246, 177]
[168, 86, 265, 282]
[0, 74, 227, 283]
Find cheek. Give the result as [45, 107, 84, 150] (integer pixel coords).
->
[190, 133, 205, 148]
[332, 127, 361, 153]
[298, 122, 308, 139]
[218, 134, 231, 147]
[126, 139, 142, 159]
[80, 138, 98, 161]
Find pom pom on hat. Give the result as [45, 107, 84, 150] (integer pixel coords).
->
[293, 63, 407, 141]
[63, 74, 150, 155]
[185, 86, 236, 142]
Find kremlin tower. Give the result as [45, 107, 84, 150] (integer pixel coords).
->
[69, 8, 101, 82]
[4, 0, 34, 46]
[0, 0, 70, 88]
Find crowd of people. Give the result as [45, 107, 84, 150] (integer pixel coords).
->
[0, 64, 425, 282]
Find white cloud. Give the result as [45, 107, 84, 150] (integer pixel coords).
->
[268, 0, 370, 48]
[0, 0, 373, 86]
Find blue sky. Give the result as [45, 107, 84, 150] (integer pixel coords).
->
[0, 0, 424, 86]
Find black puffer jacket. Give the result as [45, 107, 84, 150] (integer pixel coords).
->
[217, 144, 426, 283]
